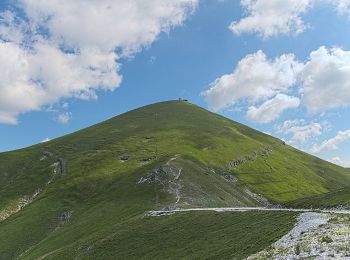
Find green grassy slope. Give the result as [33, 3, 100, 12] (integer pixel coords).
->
[23, 211, 297, 260]
[0, 100, 349, 258]
[288, 186, 350, 209]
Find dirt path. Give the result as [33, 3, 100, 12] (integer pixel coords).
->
[147, 207, 350, 216]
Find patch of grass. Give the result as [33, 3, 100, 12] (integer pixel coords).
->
[320, 236, 333, 244]
[295, 244, 301, 255]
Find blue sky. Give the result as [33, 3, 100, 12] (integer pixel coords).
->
[1, 0, 350, 167]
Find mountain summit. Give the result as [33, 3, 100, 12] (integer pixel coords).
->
[1, 100, 349, 258]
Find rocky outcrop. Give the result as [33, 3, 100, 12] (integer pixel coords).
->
[138, 158, 182, 204]
[247, 213, 350, 259]
[0, 151, 67, 223]
[119, 154, 133, 161]
[228, 146, 273, 169]
[244, 189, 274, 207]
[0, 189, 41, 222]
[210, 168, 237, 183]
[139, 156, 156, 163]
[56, 210, 73, 229]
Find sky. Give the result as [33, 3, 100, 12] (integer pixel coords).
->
[0, 0, 350, 168]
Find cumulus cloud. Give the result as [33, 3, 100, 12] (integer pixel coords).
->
[230, 0, 313, 39]
[335, 0, 350, 17]
[204, 46, 350, 122]
[328, 156, 350, 168]
[300, 46, 350, 113]
[57, 112, 72, 124]
[0, 0, 198, 124]
[41, 137, 51, 143]
[0, 40, 122, 124]
[246, 94, 300, 123]
[276, 119, 323, 144]
[311, 130, 350, 153]
[202, 50, 303, 111]
[20, 0, 197, 55]
[230, 0, 350, 39]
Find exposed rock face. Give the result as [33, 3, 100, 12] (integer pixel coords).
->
[228, 146, 273, 169]
[43, 151, 54, 157]
[221, 173, 237, 183]
[139, 156, 156, 162]
[211, 169, 237, 183]
[48, 158, 66, 184]
[119, 154, 133, 161]
[41, 150, 66, 181]
[0, 189, 41, 222]
[244, 189, 274, 208]
[57, 158, 66, 175]
[57, 210, 73, 228]
[0, 151, 67, 223]
[138, 165, 181, 193]
[138, 158, 182, 205]
[137, 155, 273, 208]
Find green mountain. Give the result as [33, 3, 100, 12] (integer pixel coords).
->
[1, 100, 349, 259]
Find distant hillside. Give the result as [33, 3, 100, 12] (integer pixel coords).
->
[1, 100, 349, 259]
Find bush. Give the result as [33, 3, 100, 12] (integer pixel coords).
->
[320, 236, 333, 243]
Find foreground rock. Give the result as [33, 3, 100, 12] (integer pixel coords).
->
[248, 212, 350, 259]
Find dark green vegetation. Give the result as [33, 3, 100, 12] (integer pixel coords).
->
[43, 211, 295, 260]
[289, 186, 350, 209]
[0, 100, 349, 259]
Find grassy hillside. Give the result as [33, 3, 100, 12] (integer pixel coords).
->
[23, 211, 297, 260]
[0, 100, 349, 258]
[288, 186, 350, 209]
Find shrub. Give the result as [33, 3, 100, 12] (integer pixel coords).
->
[320, 236, 333, 243]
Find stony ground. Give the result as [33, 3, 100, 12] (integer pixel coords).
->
[248, 212, 350, 259]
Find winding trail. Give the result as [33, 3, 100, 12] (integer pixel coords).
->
[147, 207, 350, 216]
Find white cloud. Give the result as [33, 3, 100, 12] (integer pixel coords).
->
[230, 0, 313, 39]
[41, 137, 51, 143]
[202, 50, 303, 112]
[57, 112, 72, 124]
[62, 103, 69, 110]
[300, 46, 350, 113]
[276, 119, 322, 144]
[328, 156, 350, 168]
[0, 40, 121, 124]
[229, 0, 350, 39]
[20, 0, 197, 56]
[246, 94, 300, 123]
[0, 11, 26, 43]
[312, 130, 350, 153]
[335, 0, 350, 17]
[204, 46, 350, 121]
[0, 0, 198, 124]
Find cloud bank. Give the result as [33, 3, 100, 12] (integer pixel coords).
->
[230, 0, 313, 39]
[230, 0, 350, 39]
[202, 50, 303, 112]
[246, 94, 300, 123]
[203, 46, 350, 123]
[312, 130, 350, 153]
[276, 119, 323, 146]
[0, 0, 198, 124]
[328, 156, 350, 168]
